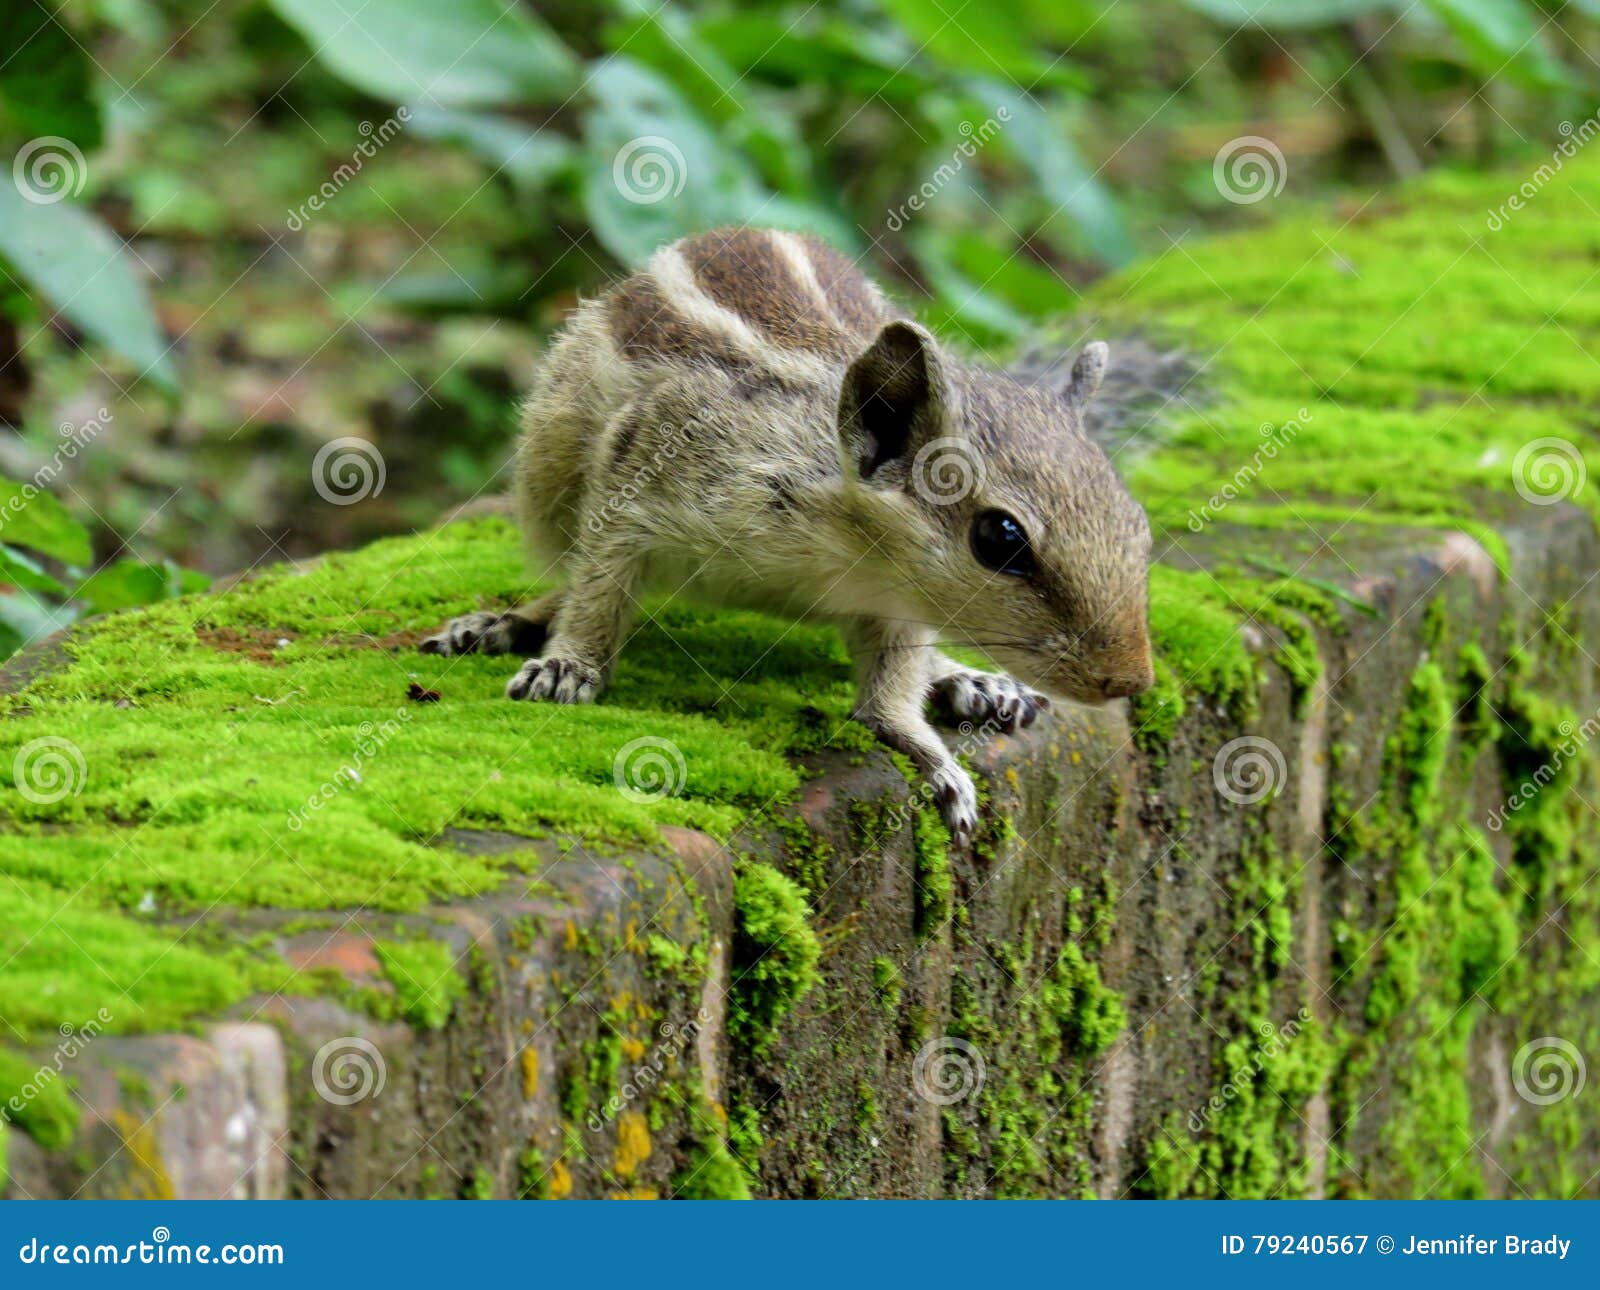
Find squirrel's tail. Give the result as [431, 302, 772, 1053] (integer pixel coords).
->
[1009, 334, 1203, 462]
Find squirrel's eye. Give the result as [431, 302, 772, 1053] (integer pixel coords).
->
[970, 510, 1034, 576]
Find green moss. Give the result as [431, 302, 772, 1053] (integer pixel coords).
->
[870, 956, 903, 1017]
[910, 801, 953, 941]
[515, 1145, 548, 1200]
[372, 939, 468, 1031]
[8, 148, 1600, 1191]
[1316, 622, 1586, 1196]
[645, 934, 689, 973]
[1150, 820, 1339, 1200]
[0, 1049, 81, 1150]
[1455, 640, 1494, 750]
[945, 875, 1127, 1198]
[1386, 659, 1453, 834]
[728, 862, 821, 1054]
[1129, 656, 1186, 755]
[773, 813, 834, 897]
[671, 1134, 752, 1199]
[1151, 568, 1261, 710]
[0, 518, 839, 1058]
[1079, 158, 1600, 738]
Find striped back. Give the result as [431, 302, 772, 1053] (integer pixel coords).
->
[605, 228, 900, 382]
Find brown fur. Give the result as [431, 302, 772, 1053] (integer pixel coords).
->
[423, 227, 1154, 843]
[680, 228, 845, 354]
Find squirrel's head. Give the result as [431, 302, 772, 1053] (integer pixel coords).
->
[836, 321, 1154, 706]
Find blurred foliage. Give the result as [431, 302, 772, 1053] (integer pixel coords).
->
[0, 0, 1597, 657]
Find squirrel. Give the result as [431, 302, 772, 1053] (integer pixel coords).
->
[421, 227, 1155, 843]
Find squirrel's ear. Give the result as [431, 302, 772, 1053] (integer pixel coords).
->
[1065, 340, 1109, 410]
[837, 320, 947, 480]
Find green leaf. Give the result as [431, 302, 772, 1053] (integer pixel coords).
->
[72, 559, 205, 615]
[0, 618, 23, 661]
[606, 0, 810, 193]
[974, 80, 1133, 268]
[266, 0, 576, 109]
[580, 59, 851, 268]
[914, 234, 1030, 344]
[928, 229, 1079, 318]
[1186, 0, 1397, 25]
[0, 476, 92, 566]
[404, 106, 576, 191]
[0, 183, 177, 390]
[1422, 0, 1573, 91]
[0, 582, 73, 656]
[878, 0, 1082, 87]
[0, 0, 104, 150]
[695, 15, 940, 107]
[0, 545, 66, 598]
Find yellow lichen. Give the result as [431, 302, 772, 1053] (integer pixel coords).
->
[548, 1158, 573, 1200]
[110, 1112, 175, 1200]
[613, 1111, 652, 1179]
[519, 1046, 540, 1100]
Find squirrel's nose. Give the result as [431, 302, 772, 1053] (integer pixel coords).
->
[1098, 658, 1155, 701]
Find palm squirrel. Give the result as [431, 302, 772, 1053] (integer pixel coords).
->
[421, 227, 1155, 842]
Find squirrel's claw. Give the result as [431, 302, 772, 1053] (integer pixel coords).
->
[505, 656, 601, 704]
[422, 611, 515, 657]
[928, 764, 979, 845]
[932, 669, 1048, 736]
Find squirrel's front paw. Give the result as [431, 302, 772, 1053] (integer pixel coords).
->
[505, 656, 601, 704]
[928, 764, 979, 845]
[932, 670, 1048, 735]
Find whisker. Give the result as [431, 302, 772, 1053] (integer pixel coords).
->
[871, 639, 1051, 653]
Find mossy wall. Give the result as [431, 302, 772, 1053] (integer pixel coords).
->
[3, 153, 1599, 1197]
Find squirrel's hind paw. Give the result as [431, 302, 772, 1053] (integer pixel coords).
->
[421, 611, 548, 657]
